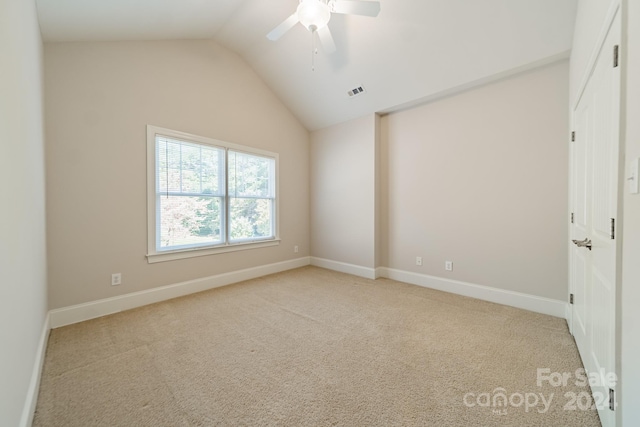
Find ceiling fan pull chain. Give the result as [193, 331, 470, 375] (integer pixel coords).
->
[311, 29, 317, 71]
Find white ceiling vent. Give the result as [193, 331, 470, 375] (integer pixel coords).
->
[347, 85, 366, 98]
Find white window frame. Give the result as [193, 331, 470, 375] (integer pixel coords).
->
[146, 125, 279, 263]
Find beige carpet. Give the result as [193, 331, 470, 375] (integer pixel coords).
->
[34, 266, 601, 426]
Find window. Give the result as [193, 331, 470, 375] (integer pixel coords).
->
[147, 126, 278, 263]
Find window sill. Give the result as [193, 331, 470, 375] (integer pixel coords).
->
[146, 239, 280, 264]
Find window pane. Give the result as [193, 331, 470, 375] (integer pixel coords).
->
[159, 195, 222, 249]
[158, 139, 182, 193]
[230, 198, 273, 241]
[180, 143, 201, 193]
[201, 147, 222, 195]
[157, 137, 223, 196]
[228, 151, 274, 198]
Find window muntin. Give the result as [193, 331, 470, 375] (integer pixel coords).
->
[147, 126, 278, 261]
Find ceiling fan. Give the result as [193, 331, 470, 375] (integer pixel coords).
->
[267, 0, 381, 54]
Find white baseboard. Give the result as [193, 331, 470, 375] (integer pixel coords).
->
[48, 255, 566, 326]
[50, 257, 311, 328]
[19, 312, 50, 427]
[377, 267, 566, 318]
[310, 257, 377, 280]
[308, 261, 564, 317]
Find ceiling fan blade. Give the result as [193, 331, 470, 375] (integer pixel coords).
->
[331, 0, 380, 17]
[317, 26, 336, 54]
[267, 13, 300, 41]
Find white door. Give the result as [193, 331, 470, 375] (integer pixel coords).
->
[570, 9, 621, 427]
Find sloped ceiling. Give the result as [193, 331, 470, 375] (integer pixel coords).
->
[36, 0, 578, 130]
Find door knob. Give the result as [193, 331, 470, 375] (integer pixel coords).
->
[572, 238, 592, 250]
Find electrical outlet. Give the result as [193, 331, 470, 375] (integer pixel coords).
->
[445, 261, 453, 271]
[294, 245, 299, 253]
[111, 273, 122, 286]
[416, 256, 423, 266]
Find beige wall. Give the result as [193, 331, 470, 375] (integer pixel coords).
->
[621, 0, 640, 423]
[44, 40, 310, 309]
[381, 61, 570, 300]
[0, 0, 48, 424]
[310, 114, 377, 268]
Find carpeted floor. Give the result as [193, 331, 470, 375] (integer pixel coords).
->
[34, 266, 601, 426]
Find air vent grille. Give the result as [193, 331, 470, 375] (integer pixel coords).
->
[347, 85, 366, 97]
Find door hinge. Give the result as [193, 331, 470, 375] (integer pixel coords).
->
[610, 218, 615, 240]
[571, 213, 575, 224]
[614, 45, 619, 68]
[571, 131, 575, 142]
[609, 388, 615, 411]
[570, 294, 574, 304]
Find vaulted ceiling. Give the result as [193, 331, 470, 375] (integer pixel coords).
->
[36, 0, 578, 130]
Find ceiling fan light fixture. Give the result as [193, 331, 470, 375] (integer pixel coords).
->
[266, 0, 380, 54]
[297, 0, 331, 31]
